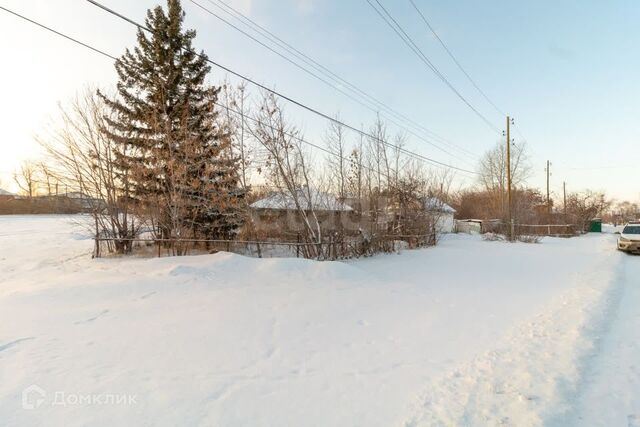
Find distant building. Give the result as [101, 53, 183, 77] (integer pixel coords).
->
[249, 190, 357, 237]
[0, 188, 15, 201]
[424, 197, 456, 233]
[455, 219, 483, 234]
[455, 218, 503, 234]
[58, 192, 105, 211]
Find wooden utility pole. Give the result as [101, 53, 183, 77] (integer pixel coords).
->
[506, 116, 512, 240]
[546, 160, 551, 214]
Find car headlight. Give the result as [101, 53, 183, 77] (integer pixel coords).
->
[620, 237, 630, 242]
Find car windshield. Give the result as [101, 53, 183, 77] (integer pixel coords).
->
[623, 225, 640, 234]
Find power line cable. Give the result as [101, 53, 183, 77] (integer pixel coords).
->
[365, 0, 500, 133]
[408, 0, 505, 117]
[0, 4, 479, 176]
[188, 0, 475, 165]
[407, 1, 537, 153]
[195, 0, 479, 161]
[406, 1, 535, 150]
[0, 5, 117, 60]
[216, 100, 412, 182]
[82, 0, 480, 174]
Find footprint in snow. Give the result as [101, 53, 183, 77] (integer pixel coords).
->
[0, 337, 35, 353]
[139, 291, 157, 300]
[75, 310, 109, 325]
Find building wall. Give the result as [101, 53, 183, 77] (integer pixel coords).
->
[455, 220, 482, 234]
[249, 209, 361, 237]
[435, 213, 455, 233]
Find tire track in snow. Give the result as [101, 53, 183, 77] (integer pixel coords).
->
[401, 242, 625, 427]
[553, 253, 640, 426]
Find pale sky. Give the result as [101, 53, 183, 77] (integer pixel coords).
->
[0, 0, 638, 201]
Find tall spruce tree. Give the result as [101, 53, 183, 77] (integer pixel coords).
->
[100, 0, 243, 244]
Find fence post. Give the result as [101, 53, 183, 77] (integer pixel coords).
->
[296, 233, 300, 258]
[329, 235, 334, 260]
[93, 217, 100, 258]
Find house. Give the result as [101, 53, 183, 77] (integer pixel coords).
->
[249, 190, 358, 237]
[58, 192, 106, 211]
[424, 197, 456, 233]
[0, 188, 15, 201]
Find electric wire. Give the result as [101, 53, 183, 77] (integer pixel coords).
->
[83, 0, 481, 174]
[365, 0, 500, 133]
[408, 0, 505, 117]
[0, 4, 479, 177]
[194, 0, 479, 161]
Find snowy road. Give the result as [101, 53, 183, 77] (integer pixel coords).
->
[401, 231, 637, 427]
[559, 250, 640, 427]
[0, 215, 638, 426]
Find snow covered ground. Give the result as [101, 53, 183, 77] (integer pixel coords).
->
[0, 215, 638, 426]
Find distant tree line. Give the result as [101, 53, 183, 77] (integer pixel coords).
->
[450, 140, 612, 234]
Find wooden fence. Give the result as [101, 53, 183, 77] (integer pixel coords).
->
[484, 222, 579, 237]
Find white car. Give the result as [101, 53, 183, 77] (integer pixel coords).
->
[617, 223, 640, 253]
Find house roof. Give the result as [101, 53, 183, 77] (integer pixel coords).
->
[424, 197, 456, 213]
[0, 188, 15, 196]
[250, 190, 353, 212]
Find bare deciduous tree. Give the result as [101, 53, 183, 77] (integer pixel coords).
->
[38, 162, 57, 196]
[566, 190, 611, 232]
[13, 161, 38, 197]
[346, 141, 364, 201]
[478, 140, 531, 219]
[39, 88, 138, 255]
[251, 92, 323, 258]
[324, 117, 348, 199]
[220, 80, 253, 192]
[367, 116, 391, 193]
